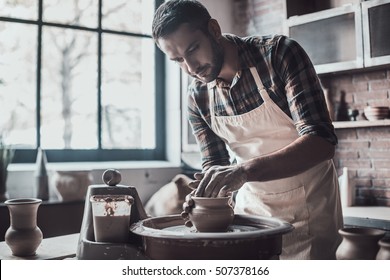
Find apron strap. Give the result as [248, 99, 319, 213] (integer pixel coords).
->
[207, 84, 216, 117]
[249, 67, 272, 103]
[208, 67, 272, 117]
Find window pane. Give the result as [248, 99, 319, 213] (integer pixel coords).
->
[41, 26, 98, 149]
[102, 0, 154, 34]
[0, 0, 38, 20]
[0, 22, 37, 147]
[102, 34, 155, 149]
[43, 0, 98, 28]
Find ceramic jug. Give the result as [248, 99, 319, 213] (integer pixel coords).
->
[188, 196, 234, 232]
[4, 198, 43, 256]
[336, 227, 386, 260]
[376, 238, 390, 260]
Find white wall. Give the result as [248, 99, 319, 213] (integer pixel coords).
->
[199, 0, 235, 34]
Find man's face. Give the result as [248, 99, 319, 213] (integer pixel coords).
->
[157, 23, 224, 83]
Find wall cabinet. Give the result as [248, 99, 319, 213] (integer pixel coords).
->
[286, 0, 390, 74]
[362, 0, 390, 67]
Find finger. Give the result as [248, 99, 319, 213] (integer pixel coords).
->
[195, 176, 216, 197]
[182, 202, 192, 212]
[181, 211, 189, 219]
[208, 182, 223, 198]
[194, 175, 209, 197]
[194, 172, 204, 180]
[202, 177, 220, 198]
[217, 185, 230, 197]
[185, 193, 193, 202]
[188, 180, 200, 190]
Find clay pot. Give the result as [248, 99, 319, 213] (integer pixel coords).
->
[336, 227, 386, 260]
[188, 196, 234, 232]
[376, 238, 390, 260]
[4, 198, 43, 256]
[53, 170, 93, 201]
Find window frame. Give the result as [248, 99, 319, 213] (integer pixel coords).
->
[1, 0, 165, 163]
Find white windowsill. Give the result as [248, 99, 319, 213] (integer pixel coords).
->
[8, 160, 181, 172]
[343, 206, 390, 221]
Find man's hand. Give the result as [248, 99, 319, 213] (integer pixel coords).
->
[191, 165, 247, 197]
[181, 192, 195, 227]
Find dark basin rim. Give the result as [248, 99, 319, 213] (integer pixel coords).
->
[130, 214, 294, 240]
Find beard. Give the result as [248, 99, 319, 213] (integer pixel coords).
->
[191, 36, 224, 83]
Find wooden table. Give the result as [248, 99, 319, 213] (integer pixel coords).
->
[0, 233, 79, 260]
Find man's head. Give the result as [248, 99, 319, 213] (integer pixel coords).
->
[152, 0, 224, 83]
[152, 0, 211, 43]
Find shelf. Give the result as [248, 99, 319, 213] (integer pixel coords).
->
[333, 119, 390, 129]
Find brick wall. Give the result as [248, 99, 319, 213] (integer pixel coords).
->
[321, 70, 390, 206]
[234, 0, 390, 206]
[234, 0, 286, 36]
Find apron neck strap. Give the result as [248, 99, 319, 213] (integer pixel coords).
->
[207, 67, 271, 116]
[249, 67, 271, 103]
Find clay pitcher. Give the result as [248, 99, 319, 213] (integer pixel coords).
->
[189, 196, 234, 232]
[4, 198, 43, 256]
[336, 227, 385, 260]
[376, 238, 390, 260]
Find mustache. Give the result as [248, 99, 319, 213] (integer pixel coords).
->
[191, 65, 209, 76]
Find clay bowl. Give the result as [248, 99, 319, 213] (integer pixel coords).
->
[188, 196, 234, 232]
[363, 106, 389, 120]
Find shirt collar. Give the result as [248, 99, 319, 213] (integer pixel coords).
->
[207, 34, 255, 89]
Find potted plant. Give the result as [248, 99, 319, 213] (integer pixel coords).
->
[0, 136, 14, 202]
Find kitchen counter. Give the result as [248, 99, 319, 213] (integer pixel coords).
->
[343, 206, 390, 234]
[343, 206, 390, 221]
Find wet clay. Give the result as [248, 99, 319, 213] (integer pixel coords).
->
[188, 196, 234, 232]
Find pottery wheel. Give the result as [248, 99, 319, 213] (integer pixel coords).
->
[130, 214, 293, 240]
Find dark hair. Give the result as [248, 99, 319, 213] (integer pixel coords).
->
[152, 0, 211, 42]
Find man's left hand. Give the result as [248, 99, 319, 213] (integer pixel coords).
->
[190, 165, 247, 197]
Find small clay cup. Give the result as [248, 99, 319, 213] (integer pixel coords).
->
[188, 196, 234, 232]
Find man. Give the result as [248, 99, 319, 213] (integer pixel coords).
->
[152, 0, 343, 259]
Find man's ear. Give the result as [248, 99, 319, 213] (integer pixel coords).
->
[208, 19, 222, 40]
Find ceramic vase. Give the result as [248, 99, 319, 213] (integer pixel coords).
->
[53, 170, 92, 201]
[4, 198, 43, 256]
[336, 227, 386, 260]
[189, 196, 234, 232]
[376, 238, 390, 260]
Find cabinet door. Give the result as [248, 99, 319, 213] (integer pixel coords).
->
[287, 5, 363, 74]
[362, 0, 390, 67]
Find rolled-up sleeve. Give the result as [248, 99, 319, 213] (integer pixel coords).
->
[273, 36, 338, 145]
[187, 87, 231, 170]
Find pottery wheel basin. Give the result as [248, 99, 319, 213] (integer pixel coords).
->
[130, 214, 294, 260]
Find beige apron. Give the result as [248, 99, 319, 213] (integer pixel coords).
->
[207, 67, 343, 260]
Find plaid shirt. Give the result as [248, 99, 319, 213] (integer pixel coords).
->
[187, 34, 337, 170]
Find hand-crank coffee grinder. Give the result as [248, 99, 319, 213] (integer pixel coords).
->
[76, 169, 148, 259]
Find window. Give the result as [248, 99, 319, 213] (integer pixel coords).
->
[0, 0, 165, 163]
